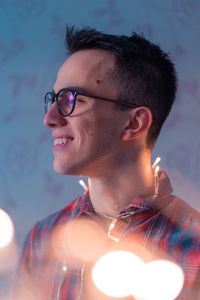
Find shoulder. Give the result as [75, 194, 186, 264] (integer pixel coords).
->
[168, 194, 200, 230]
[163, 195, 200, 263]
[20, 195, 85, 266]
[17, 195, 86, 282]
[27, 194, 84, 243]
[151, 194, 200, 285]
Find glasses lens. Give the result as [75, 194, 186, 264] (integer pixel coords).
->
[57, 89, 75, 116]
[45, 92, 53, 113]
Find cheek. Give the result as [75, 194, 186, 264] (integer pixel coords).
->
[73, 119, 96, 145]
[72, 111, 123, 145]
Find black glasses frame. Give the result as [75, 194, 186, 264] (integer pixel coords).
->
[44, 88, 139, 117]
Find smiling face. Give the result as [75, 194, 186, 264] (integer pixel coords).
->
[43, 49, 132, 177]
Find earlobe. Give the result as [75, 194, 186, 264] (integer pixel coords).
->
[121, 107, 152, 141]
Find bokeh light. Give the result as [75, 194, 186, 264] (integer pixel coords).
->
[92, 250, 144, 298]
[92, 250, 184, 300]
[140, 260, 184, 300]
[0, 209, 14, 248]
[51, 217, 106, 266]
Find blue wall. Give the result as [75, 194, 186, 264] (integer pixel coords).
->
[0, 0, 200, 295]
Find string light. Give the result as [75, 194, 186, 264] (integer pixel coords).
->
[62, 265, 67, 272]
[79, 179, 88, 192]
[152, 156, 161, 170]
[78, 156, 185, 300]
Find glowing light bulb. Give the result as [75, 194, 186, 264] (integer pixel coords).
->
[139, 260, 184, 300]
[0, 209, 14, 247]
[79, 179, 88, 191]
[154, 165, 160, 175]
[92, 250, 144, 298]
[62, 265, 67, 272]
[152, 156, 161, 169]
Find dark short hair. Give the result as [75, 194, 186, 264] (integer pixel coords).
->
[65, 25, 177, 148]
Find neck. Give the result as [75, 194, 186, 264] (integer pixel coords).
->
[88, 153, 154, 218]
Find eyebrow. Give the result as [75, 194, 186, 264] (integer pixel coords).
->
[52, 86, 90, 95]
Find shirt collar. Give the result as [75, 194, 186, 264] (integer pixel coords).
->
[76, 170, 173, 218]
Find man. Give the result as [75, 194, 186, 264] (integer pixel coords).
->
[15, 26, 200, 300]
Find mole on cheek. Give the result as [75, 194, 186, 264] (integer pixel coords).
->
[96, 79, 102, 84]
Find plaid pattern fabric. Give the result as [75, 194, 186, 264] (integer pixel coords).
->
[14, 171, 200, 300]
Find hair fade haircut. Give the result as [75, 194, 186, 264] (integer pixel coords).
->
[65, 25, 177, 148]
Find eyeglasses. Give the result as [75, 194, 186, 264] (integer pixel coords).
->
[44, 88, 138, 117]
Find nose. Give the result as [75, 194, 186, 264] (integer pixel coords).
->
[43, 102, 67, 128]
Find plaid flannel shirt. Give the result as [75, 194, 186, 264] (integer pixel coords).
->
[14, 171, 200, 300]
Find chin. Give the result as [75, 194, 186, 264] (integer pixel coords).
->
[53, 160, 69, 175]
[53, 160, 82, 176]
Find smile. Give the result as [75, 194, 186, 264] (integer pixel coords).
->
[53, 137, 73, 146]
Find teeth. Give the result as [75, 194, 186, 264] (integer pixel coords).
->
[54, 137, 72, 146]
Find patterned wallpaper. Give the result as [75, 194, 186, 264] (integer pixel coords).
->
[0, 0, 200, 296]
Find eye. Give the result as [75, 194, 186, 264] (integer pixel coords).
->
[76, 97, 86, 104]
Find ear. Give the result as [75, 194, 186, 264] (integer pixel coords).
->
[121, 107, 153, 141]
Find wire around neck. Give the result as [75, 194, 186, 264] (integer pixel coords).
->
[79, 157, 161, 221]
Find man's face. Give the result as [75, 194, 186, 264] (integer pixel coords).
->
[43, 49, 130, 176]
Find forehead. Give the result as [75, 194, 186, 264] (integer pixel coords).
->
[55, 49, 117, 93]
